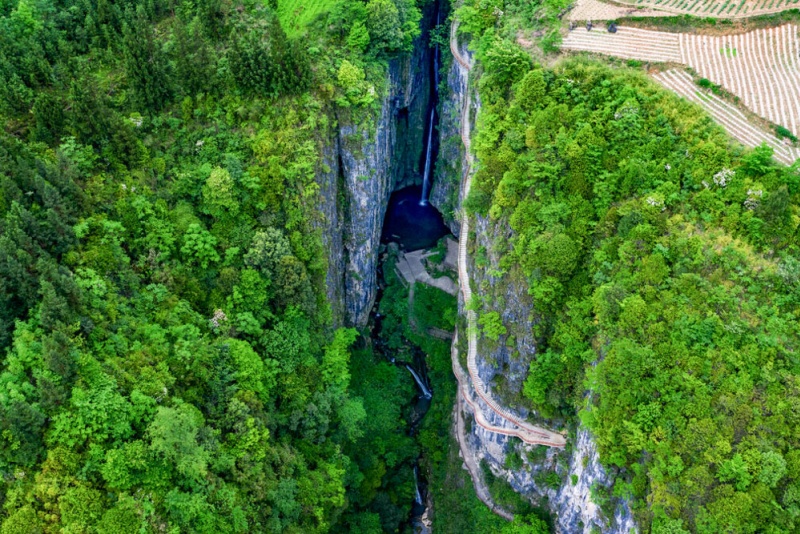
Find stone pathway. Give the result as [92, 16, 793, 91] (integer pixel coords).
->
[450, 18, 566, 449]
[443, 237, 459, 271]
[395, 249, 458, 295]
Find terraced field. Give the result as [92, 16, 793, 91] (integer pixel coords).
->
[615, 0, 800, 19]
[560, 26, 682, 61]
[654, 69, 800, 164]
[561, 24, 800, 137]
[679, 25, 800, 137]
[568, 0, 674, 20]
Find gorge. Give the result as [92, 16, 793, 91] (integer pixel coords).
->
[317, 6, 642, 532]
[5, 0, 799, 531]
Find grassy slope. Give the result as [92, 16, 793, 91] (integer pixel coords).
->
[277, 0, 338, 36]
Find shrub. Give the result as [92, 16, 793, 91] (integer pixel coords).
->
[479, 311, 507, 341]
[775, 125, 798, 142]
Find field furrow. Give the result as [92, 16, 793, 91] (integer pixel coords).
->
[654, 69, 800, 165]
[567, 0, 675, 20]
[561, 27, 682, 62]
[609, 0, 800, 19]
[682, 26, 800, 136]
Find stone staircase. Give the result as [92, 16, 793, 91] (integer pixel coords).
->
[450, 21, 566, 448]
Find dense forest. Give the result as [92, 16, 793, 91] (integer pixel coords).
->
[459, 6, 800, 530]
[5, 0, 800, 529]
[0, 0, 560, 529]
[0, 0, 448, 530]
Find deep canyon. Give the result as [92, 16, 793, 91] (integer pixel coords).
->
[312, 4, 637, 532]
[5, 0, 797, 531]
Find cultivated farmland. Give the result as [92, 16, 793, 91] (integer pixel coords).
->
[654, 69, 800, 164]
[679, 25, 800, 137]
[560, 26, 682, 61]
[561, 24, 800, 137]
[568, 0, 674, 20]
[614, 0, 800, 19]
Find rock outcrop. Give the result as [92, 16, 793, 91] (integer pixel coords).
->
[429, 34, 470, 236]
[462, 197, 638, 533]
[316, 139, 345, 325]
[336, 84, 402, 327]
[465, 415, 637, 533]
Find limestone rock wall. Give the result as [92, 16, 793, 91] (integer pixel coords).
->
[315, 139, 345, 325]
[316, 23, 433, 327]
[463, 215, 638, 534]
[429, 38, 470, 236]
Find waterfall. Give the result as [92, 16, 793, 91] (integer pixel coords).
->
[406, 365, 432, 399]
[419, 11, 441, 207]
[419, 109, 435, 206]
[414, 465, 423, 505]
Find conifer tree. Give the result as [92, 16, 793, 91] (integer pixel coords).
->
[121, 6, 172, 112]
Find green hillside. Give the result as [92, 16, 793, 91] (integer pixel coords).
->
[277, 0, 337, 36]
[465, 31, 800, 532]
[0, 0, 428, 531]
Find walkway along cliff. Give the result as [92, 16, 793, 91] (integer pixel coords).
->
[444, 16, 638, 534]
[449, 20, 567, 450]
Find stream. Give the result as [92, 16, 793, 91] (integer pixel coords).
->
[369, 183, 449, 532]
[365, 0, 448, 529]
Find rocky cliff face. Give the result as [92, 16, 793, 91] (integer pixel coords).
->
[336, 85, 400, 327]
[442, 34, 638, 534]
[465, 413, 637, 533]
[471, 215, 539, 410]
[315, 25, 433, 327]
[429, 41, 468, 236]
[316, 138, 345, 325]
[464, 202, 638, 534]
